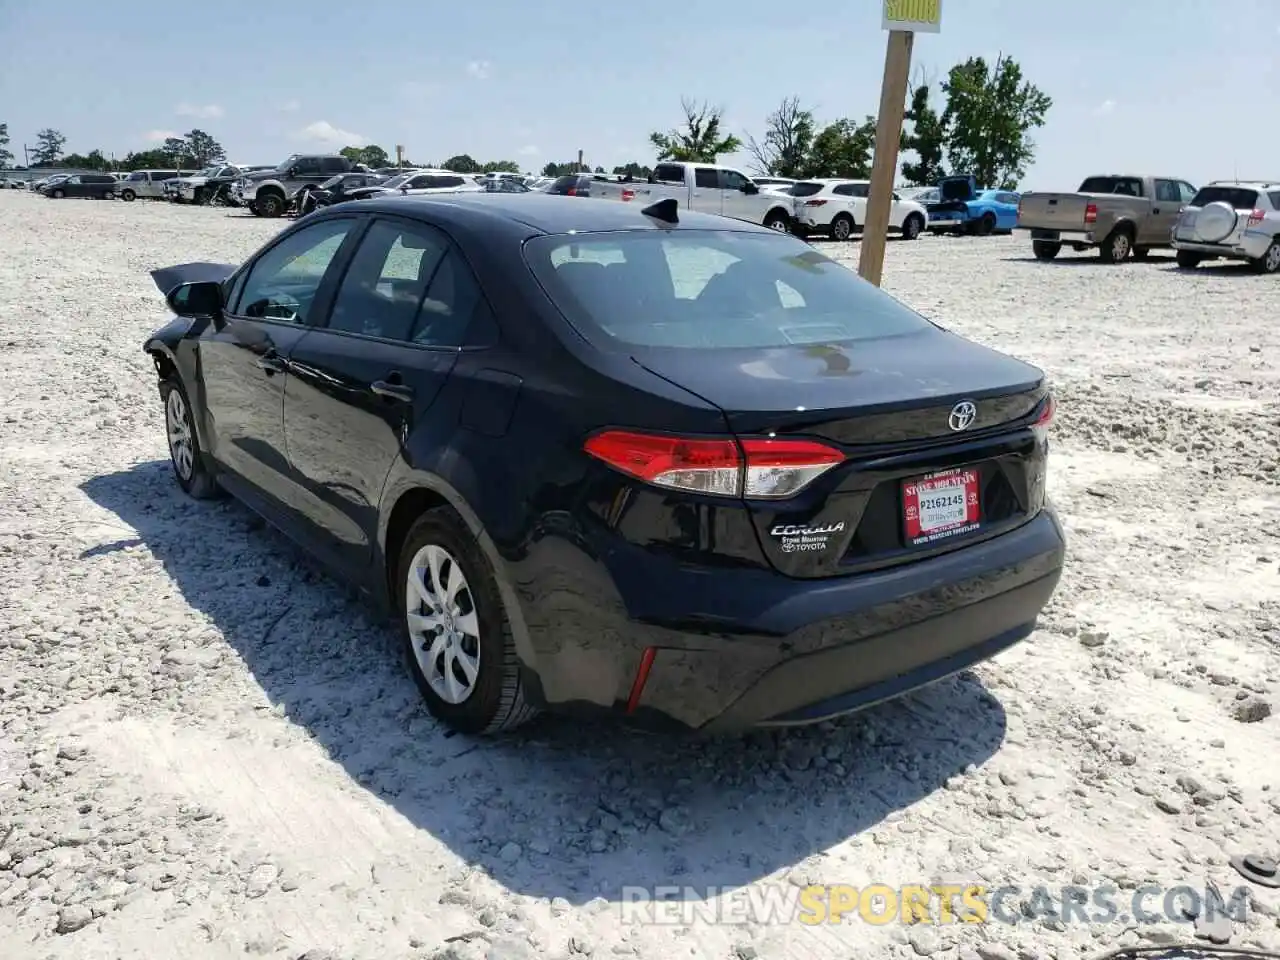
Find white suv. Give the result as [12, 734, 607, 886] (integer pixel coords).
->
[1172, 180, 1280, 273]
[790, 179, 928, 241]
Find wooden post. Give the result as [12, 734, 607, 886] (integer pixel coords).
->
[857, 29, 914, 287]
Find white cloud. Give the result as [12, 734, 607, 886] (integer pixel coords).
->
[279, 99, 300, 112]
[517, 145, 540, 157]
[296, 120, 367, 147]
[144, 130, 179, 142]
[175, 102, 224, 120]
[466, 60, 491, 79]
[1092, 99, 1116, 116]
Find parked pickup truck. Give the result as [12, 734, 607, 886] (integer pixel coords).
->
[587, 161, 798, 233]
[1015, 174, 1198, 262]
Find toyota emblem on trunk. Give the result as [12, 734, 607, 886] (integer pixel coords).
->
[948, 400, 977, 432]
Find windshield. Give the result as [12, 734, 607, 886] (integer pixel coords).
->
[381, 174, 412, 189]
[320, 174, 346, 189]
[275, 155, 300, 171]
[524, 230, 930, 350]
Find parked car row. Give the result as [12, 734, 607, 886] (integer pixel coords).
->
[1015, 173, 1280, 272]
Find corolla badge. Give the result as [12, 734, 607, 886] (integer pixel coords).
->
[948, 400, 977, 432]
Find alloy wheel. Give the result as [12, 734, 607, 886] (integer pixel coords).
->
[405, 544, 481, 704]
[1266, 243, 1280, 273]
[165, 389, 194, 480]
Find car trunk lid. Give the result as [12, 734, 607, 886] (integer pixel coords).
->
[631, 331, 1052, 578]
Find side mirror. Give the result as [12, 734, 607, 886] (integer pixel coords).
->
[286, 167, 298, 178]
[167, 280, 223, 318]
[743, 182, 759, 194]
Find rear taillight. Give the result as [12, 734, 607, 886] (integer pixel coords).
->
[803, 199, 827, 206]
[583, 430, 845, 499]
[1247, 208, 1265, 226]
[566, 187, 577, 196]
[621, 189, 635, 201]
[1031, 394, 1055, 444]
[1084, 203, 1097, 224]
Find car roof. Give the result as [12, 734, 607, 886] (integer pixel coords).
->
[350, 193, 777, 236]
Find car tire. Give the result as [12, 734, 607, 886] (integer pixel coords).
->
[121, 188, 136, 201]
[159, 378, 220, 500]
[830, 213, 855, 241]
[1251, 239, 1280, 274]
[397, 506, 538, 735]
[902, 213, 924, 240]
[1032, 240, 1061, 261]
[1175, 250, 1202, 270]
[1099, 227, 1133, 263]
[194, 187, 208, 205]
[51, 189, 64, 199]
[763, 208, 790, 233]
[977, 212, 996, 236]
[103, 190, 115, 200]
[256, 192, 284, 217]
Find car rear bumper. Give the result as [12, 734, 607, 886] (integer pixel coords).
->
[1018, 227, 1094, 244]
[513, 505, 1066, 733]
[1173, 235, 1271, 259]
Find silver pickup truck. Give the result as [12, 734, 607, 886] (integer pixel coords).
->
[588, 162, 798, 232]
[1015, 174, 1198, 262]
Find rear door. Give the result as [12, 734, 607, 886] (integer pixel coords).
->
[1151, 179, 1186, 244]
[282, 214, 485, 577]
[199, 216, 361, 529]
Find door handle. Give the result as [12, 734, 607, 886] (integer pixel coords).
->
[257, 352, 286, 374]
[371, 380, 414, 402]
[1152, 208, 1161, 214]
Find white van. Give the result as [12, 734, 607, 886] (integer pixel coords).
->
[118, 169, 184, 201]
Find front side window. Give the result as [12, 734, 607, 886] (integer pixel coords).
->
[525, 230, 931, 350]
[719, 169, 748, 191]
[1178, 182, 1198, 203]
[234, 219, 354, 324]
[1154, 180, 1182, 204]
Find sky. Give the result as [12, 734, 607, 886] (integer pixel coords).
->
[2, 0, 1278, 190]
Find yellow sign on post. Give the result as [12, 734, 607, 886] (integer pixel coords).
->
[882, 0, 942, 33]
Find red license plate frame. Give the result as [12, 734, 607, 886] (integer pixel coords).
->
[902, 467, 981, 547]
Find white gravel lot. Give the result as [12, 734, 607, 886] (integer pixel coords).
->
[1, 191, 1278, 960]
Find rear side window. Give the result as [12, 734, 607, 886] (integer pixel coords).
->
[524, 231, 930, 350]
[1078, 176, 1144, 196]
[832, 183, 869, 198]
[1269, 192, 1280, 209]
[791, 182, 825, 197]
[1191, 186, 1259, 209]
[652, 164, 685, 184]
[694, 168, 719, 189]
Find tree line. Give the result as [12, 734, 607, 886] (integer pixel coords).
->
[654, 55, 1051, 190]
[1, 56, 1048, 186]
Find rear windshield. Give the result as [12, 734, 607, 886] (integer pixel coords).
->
[791, 182, 825, 197]
[1190, 186, 1259, 209]
[523, 230, 931, 350]
[1078, 176, 1144, 196]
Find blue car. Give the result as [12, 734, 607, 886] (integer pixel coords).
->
[926, 176, 1021, 235]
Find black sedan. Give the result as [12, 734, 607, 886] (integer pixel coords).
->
[42, 173, 118, 199]
[296, 172, 389, 215]
[143, 194, 1065, 736]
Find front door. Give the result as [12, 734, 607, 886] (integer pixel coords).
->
[717, 168, 759, 223]
[691, 167, 723, 215]
[283, 215, 486, 577]
[1150, 179, 1187, 246]
[199, 216, 361, 525]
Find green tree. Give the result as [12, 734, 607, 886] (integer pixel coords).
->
[443, 153, 480, 173]
[185, 129, 226, 166]
[341, 144, 391, 168]
[649, 98, 742, 163]
[0, 122, 13, 168]
[482, 159, 521, 173]
[745, 96, 816, 178]
[612, 162, 653, 180]
[900, 84, 947, 186]
[61, 150, 110, 171]
[801, 117, 875, 179]
[941, 55, 1051, 189]
[32, 128, 66, 166]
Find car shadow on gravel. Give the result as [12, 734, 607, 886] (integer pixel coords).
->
[82, 461, 1009, 905]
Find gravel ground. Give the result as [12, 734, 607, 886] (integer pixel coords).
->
[1, 192, 1278, 960]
